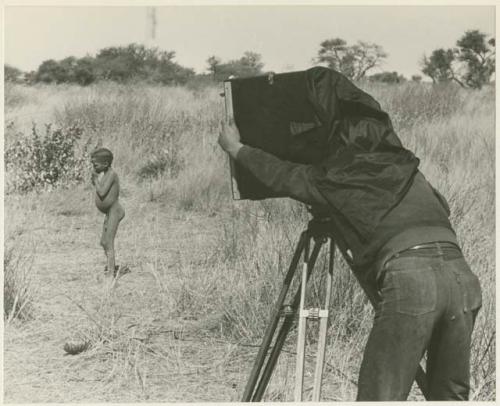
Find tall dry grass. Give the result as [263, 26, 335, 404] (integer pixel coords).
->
[4, 236, 36, 323]
[4, 80, 495, 400]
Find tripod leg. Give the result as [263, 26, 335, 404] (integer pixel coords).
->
[252, 317, 294, 401]
[294, 237, 310, 402]
[312, 237, 335, 401]
[242, 231, 308, 402]
[252, 239, 324, 402]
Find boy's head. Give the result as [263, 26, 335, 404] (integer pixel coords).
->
[91, 148, 113, 172]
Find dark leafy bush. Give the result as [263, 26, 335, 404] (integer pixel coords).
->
[5, 124, 91, 192]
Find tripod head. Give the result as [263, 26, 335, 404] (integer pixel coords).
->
[306, 205, 336, 241]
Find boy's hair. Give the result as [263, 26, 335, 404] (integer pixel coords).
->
[91, 148, 113, 164]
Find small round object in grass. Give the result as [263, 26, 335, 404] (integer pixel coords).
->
[63, 340, 89, 355]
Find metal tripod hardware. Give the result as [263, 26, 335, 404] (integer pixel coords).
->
[242, 217, 335, 402]
[294, 229, 334, 402]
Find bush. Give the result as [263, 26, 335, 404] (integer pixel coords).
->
[5, 124, 91, 192]
[5, 64, 24, 83]
[369, 71, 406, 84]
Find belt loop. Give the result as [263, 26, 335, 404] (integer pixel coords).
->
[436, 242, 443, 256]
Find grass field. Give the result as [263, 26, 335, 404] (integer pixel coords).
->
[4, 79, 495, 401]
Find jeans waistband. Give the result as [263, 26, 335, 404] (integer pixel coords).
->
[388, 241, 463, 263]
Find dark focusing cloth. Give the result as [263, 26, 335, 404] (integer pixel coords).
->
[231, 67, 420, 242]
[304, 67, 419, 241]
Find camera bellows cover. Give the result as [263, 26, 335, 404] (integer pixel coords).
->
[227, 70, 324, 199]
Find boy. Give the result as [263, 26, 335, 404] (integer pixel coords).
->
[91, 148, 127, 281]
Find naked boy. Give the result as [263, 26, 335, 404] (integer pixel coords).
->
[91, 148, 126, 281]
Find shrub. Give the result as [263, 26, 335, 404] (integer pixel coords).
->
[5, 123, 91, 192]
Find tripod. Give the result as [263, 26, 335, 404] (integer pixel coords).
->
[242, 216, 336, 402]
[241, 216, 430, 402]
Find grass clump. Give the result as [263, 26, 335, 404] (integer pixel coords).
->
[137, 143, 183, 181]
[4, 239, 35, 323]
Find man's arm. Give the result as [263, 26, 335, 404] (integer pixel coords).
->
[95, 170, 117, 199]
[236, 146, 327, 205]
[218, 120, 328, 206]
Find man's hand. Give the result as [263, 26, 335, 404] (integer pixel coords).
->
[218, 119, 243, 159]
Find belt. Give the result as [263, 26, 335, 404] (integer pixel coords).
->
[404, 241, 460, 252]
[385, 241, 462, 267]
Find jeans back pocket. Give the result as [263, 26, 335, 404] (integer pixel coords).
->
[380, 258, 438, 317]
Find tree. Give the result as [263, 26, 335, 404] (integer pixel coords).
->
[351, 41, 388, 80]
[35, 59, 67, 83]
[240, 51, 264, 72]
[31, 44, 194, 86]
[456, 30, 495, 89]
[4, 64, 23, 83]
[316, 38, 350, 72]
[214, 51, 265, 81]
[315, 38, 387, 80]
[59, 57, 79, 83]
[369, 71, 406, 84]
[93, 44, 193, 84]
[421, 29, 494, 89]
[421, 48, 463, 86]
[411, 75, 422, 83]
[206, 55, 221, 80]
[73, 57, 96, 86]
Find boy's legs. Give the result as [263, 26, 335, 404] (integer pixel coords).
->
[100, 203, 125, 278]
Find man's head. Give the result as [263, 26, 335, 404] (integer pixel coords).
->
[91, 148, 113, 172]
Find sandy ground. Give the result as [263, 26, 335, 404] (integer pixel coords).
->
[4, 187, 251, 402]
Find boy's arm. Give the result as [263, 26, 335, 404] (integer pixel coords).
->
[91, 170, 98, 186]
[95, 170, 117, 199]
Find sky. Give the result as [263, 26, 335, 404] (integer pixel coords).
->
[3, 4, 496, 79]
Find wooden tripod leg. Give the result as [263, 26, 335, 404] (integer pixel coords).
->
[312, 238, 335, 401]
[294, 238, 310, 402]
[241, 232, 308, 402]
[252, 317, 294, 401]
[252, 239, 323, 402]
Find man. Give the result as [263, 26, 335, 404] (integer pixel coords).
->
[217, 68, 482, 401]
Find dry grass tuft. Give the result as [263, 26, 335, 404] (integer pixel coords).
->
[4, 237, 36, 323]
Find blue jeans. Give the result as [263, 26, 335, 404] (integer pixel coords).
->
[356, 246, 482, 401]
